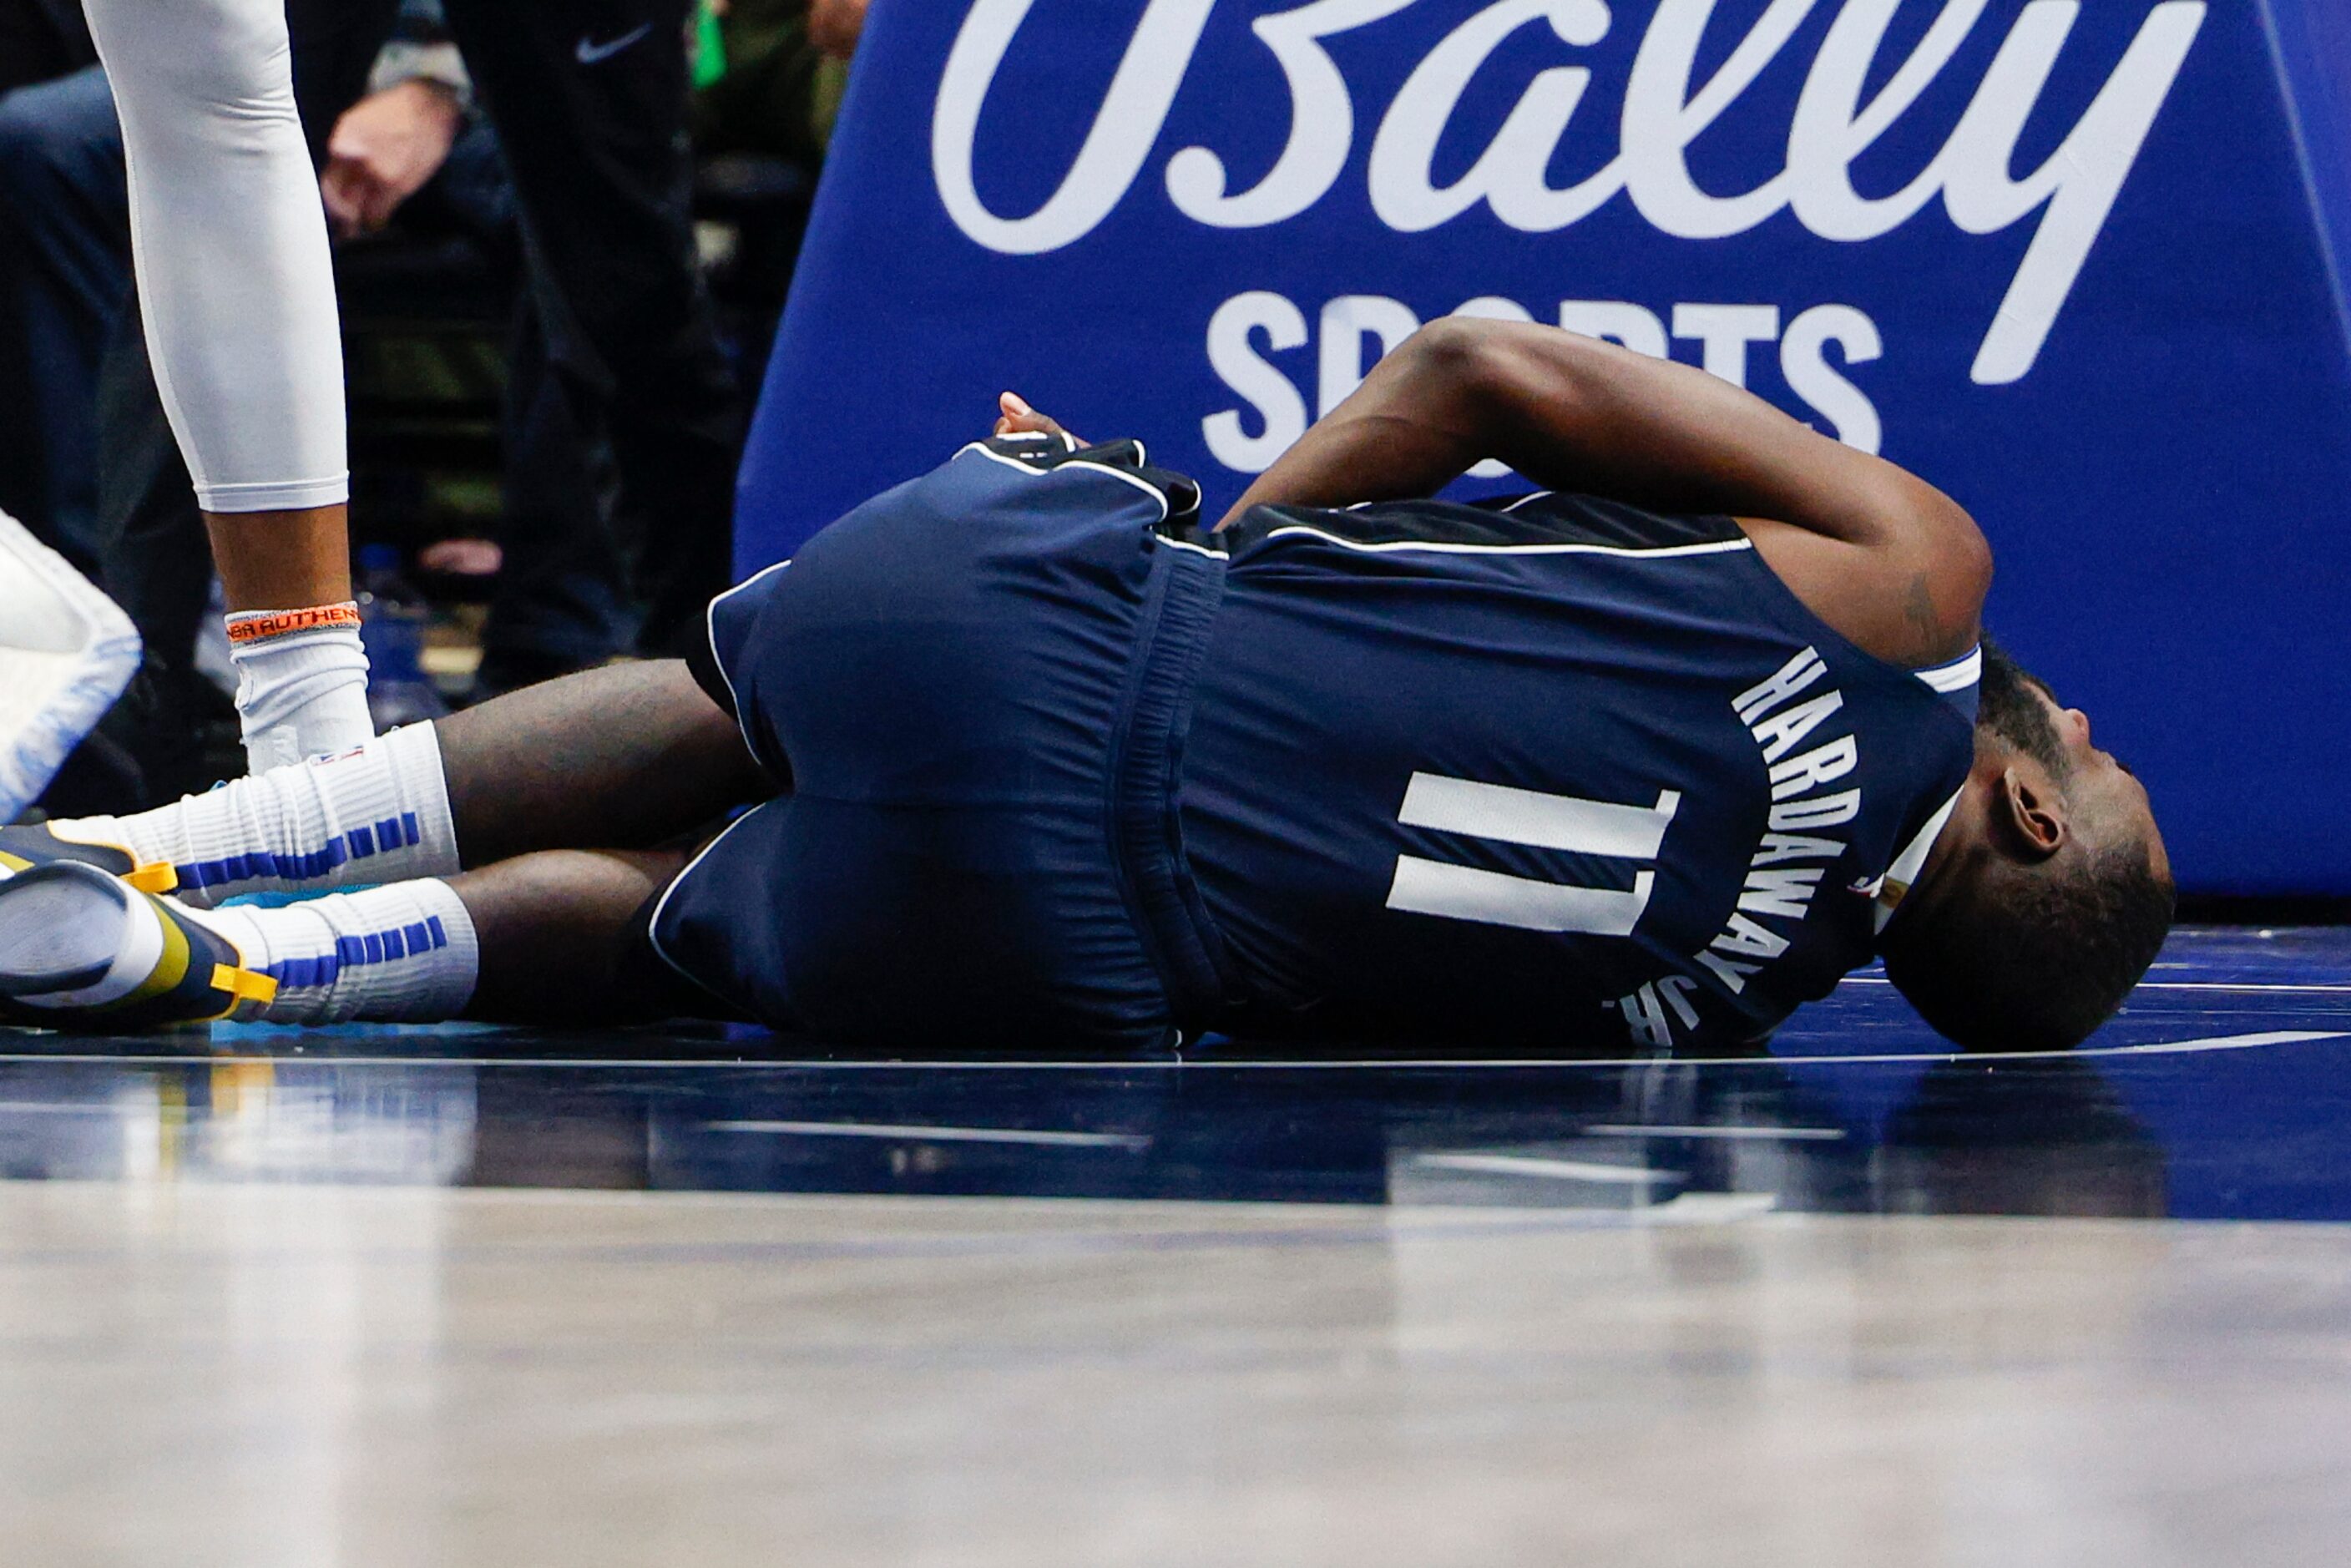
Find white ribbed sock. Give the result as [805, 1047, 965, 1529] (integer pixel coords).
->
[226, 603, 374, 771]
[52, 722, 458, 908]
[187, 878, 478, 1024]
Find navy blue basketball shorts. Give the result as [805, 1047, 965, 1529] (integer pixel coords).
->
[646, 439, 1232, 1050]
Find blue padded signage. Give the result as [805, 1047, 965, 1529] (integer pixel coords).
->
[740, 1, 2351, 894]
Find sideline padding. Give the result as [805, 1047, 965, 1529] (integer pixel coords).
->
[739, 1, 2351, 897]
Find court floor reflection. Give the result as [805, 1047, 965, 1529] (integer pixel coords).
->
[2, 926, 2347, 1222]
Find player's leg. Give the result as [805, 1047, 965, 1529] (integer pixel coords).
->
[0, 843, 707, 1029]
[208, 845, 705, 1025]
[76, 0, 372, 771]
[437, 657, 774, 866]
[1, 655, 761, 1029]
[6, 660, 770, 905]
[454, 847, 708, 1023]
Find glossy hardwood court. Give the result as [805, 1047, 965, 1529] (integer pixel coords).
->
[3, 925, 2348, 1565]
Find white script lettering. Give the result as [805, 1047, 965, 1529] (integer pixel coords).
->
[936, 0, 2207, 382]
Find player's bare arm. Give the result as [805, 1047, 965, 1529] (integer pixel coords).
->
[1221, 317, 1992, 669]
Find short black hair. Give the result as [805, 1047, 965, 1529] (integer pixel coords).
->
[1884, 837, 2175, 1052]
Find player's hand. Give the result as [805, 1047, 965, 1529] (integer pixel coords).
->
[321, 79, 465, 240]
[994, 392, 1087, 446]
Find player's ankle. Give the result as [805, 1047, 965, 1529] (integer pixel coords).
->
[240, 690, 373, 773]
[226, 601, 373, 770]
[194, 878, 478, 1024]
[73, 721, 459, 908]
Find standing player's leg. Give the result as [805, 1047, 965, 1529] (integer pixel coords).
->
[76, 0, 372, 771]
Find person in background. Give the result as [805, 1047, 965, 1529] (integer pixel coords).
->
[0, 0, 478, 580]
[694, 0, 865, 165]
[0, 0, 103, 572]
[8, 0, 747, 806]
[78, 0, 377, 773]
[0, 0, 92, 96]
[0, 2, 483, 804]
[453, 0, 871, 700]
[403, 0, 747, 688]
[320, 21, 473, 245]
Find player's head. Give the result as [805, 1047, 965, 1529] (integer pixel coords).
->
[1881, 642, 2174, 1051]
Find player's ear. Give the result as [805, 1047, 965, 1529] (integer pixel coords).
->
[1995, 764, 2068, 862]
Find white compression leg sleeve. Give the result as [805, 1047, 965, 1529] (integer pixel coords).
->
[78, 0, 348, 513]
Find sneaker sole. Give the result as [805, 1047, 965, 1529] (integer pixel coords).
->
[0, 862, 132, 997]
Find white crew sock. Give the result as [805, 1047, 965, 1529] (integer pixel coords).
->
[188, 878, 478, 1024]
[52, 722, 458, 908]
[226, 602, 374, 771]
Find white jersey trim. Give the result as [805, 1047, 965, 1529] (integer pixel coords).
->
[955, 440, 1175, 524]
[1258, 524, 1755, 560]
[1153, 534, 1226, 559]
[1874, 789, 1964, 934]
[704, 559, 791, 758]
[644, 803, 771, 993]
[1913, 646, 1983, 693]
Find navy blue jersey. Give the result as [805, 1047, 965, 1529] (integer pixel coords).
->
[1178, 492, 1980, 1055]
[669, 438, 1977, 1057]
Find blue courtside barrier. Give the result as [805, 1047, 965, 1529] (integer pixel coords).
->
[739, 1, 2351, 896]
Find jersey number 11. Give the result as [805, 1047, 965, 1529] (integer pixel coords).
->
[1385, 773, 1681, 938]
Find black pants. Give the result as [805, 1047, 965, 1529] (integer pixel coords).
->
[0, 63, 123, 576]
[0, 0, 93, 98]
[97, 0, 743, 719]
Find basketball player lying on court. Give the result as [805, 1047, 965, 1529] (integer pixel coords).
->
[0, 319, 2172, 1054]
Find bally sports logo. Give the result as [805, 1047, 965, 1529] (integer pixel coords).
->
[932, 1, 2207, 464]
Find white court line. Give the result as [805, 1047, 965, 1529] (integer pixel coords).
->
[1, 1029, 2343, 1075]
[1845, 976, 2351, 994]
[2117, 982, 2351, 994]
[1413, 1154, 1673, 1185]
[1584, 1124, 1845, 1141]
[2128, 982, 2351, 994]
[1646, 1191, 1779, 1220]
[1743, 1029, 2348, 1067]
[707, 1119, 1150, 1151]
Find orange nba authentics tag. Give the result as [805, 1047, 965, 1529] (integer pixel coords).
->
[225, 601, 363, 644]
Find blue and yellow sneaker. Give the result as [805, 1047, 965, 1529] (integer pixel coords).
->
[0, 820, 178, 895]
[0, 861, 274, 1031]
